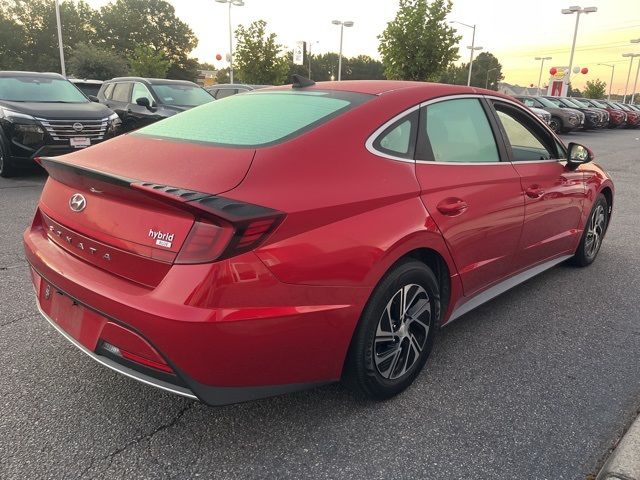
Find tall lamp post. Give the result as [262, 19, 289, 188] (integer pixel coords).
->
[215, 0, 245, 84]
[535, 56, 552, 95]
[622, 52, 640, 103]
[450, 21, 480, 86]
[54, 0, 66, 76]
[561, 6, 597, 96]
[332, 20, 354, 81]
[485, 67, 497, 89]
[630, 38, 640, 104]
[307, 40, 319, 79]
[597, 63, 615, 100]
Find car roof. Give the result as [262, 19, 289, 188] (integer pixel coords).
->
[106, 77, 199, 86]
[264, 80, 515, 100]
[69, 78, 103, 84]
[0, 71, 66, 79]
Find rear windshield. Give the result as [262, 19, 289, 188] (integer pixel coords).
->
[134, 90, 371, 147]
[0, 76, 88, 103]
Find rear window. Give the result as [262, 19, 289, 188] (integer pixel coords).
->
[134, 90, 371, 147]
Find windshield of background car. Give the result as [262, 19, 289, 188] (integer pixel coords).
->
[0, 76, 88, 102]
[590, 100, 607, 108]
[563, 99, 584, 108]
[152, 84, 214, 107]
[134, 90, 372, 147]
[571, 99, 590, 108]
[536, 97, 559, 108]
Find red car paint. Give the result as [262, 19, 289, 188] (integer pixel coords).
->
[23, 81, 614, 405]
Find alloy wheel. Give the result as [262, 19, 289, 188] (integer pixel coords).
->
[549, 118, 561, 133]
[584, 204, 606, 259]
[374, 284, 431, 380]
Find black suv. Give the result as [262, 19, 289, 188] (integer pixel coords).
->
[97, 77, 214, 132]
[0, 71, 120, 177]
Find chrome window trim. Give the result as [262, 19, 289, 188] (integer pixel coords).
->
[365, 93, 566, 166]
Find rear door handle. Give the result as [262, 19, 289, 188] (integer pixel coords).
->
[525, 186, 545, 199]
[436, 198, 468, 215]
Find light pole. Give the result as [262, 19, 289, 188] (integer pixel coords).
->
[561, 6, 597, 96]
[332, 20, 354, 81]
[54, 0, 66, 76]
[215, 0, 245, 84]
[535, 56, 552, 95]
[450, 21, 480, 86]
[630, 38, 640, 104]
[622, 53, 640, 103]
[307, 40, 319, 79]
[485, 67, 497, 89]
[597, 63, 615, 100]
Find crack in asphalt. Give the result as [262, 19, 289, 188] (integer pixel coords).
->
[79, 401, 196, 478]
[0, 313, 38, 328]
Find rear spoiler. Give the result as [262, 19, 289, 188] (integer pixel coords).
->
[36, 156, 282, 225]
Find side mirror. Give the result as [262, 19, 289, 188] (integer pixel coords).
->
[88, 95, 99, 102]
[135, 97, 153, 109]
[567, 142, 593, 168]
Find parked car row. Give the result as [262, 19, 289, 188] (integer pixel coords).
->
[0, 71, 219, 177]
[515, 94, 640, 132]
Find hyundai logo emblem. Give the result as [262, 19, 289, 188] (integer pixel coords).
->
[69, 193, 87, 213]
[72, 122, 84, 132]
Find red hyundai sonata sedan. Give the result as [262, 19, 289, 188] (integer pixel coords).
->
[24, 79, 614, 405]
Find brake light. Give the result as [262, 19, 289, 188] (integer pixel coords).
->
[175, 219, 233, 264]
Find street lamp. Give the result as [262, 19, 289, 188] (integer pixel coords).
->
[597, 63, 615, 100]
[535, 56, 552, 95]
[332, 20, 354, 81]
[307, 40, 319, 79]
[622, 52, 640, 103]
[630, 38, 640, 104]
[450, 21, 479, 86]
[485, 67, 497, 89]
[561, 6, 597, 96]
[215, 0, 245, 84]
[54, 0, 66, 76]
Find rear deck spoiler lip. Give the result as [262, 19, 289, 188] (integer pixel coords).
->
[36, 156, 282, 224]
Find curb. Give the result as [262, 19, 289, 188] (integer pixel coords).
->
[597, 412, 640, 480]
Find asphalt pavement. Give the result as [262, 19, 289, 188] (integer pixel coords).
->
[1, 128, 639, 479]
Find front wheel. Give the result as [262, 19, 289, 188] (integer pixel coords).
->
[572, 194, 609, 267]
[0, 144, 16, 178]
[549, 117, 562, 134]
[342, 259, 439, 400]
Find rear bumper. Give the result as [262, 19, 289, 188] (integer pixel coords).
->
[24, 211, 366, 405]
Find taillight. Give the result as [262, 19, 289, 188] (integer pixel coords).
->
[130, 182, 285, 264]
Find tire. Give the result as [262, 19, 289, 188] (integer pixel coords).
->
[342, 259, 439, 400]
[571, 194, 609, 267]
[0, 142, 16, 178]
[549, 117, 562, 134]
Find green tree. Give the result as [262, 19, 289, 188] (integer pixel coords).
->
[438, 63, 466, 85]
[378, 0, 460, 81]
[0, 0, 96, 72]
[67, 42, 128, 79]
[234, 20, 289, 85]
[216, 67, 230, 84]
[467, 52, 504, 90]
[128, 45, 169, 78]
[345, 55, 386, 80]
[583, 79, 607, 99]
[96, 0, 197, 79]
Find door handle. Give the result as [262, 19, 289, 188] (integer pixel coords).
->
[525, 185, 545, 199]
[436, 198, 468, 215]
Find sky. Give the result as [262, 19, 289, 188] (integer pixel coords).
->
[83, 0, 640, 92]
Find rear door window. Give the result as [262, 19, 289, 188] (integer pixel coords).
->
[215, 89, 237, 99]
[112, 82, 131, 103]
[418, 98, 500, 163]
[102, 83, 115, 99]
[135, 90, 371, 147]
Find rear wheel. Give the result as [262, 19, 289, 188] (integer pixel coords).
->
[572, 194, 608, 267]
[343, 259, 439, 400]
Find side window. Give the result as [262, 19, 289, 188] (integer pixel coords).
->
[521, 98, 536, 108]
[132, 82, 154, 105]
[112, 83, 131, 103]
[493, 102, 558, 161]
[103, 83, 115, 100]
[216, 89, 236, 99]
[419, 98, 500, 163]
[372, 110, 418, 159]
